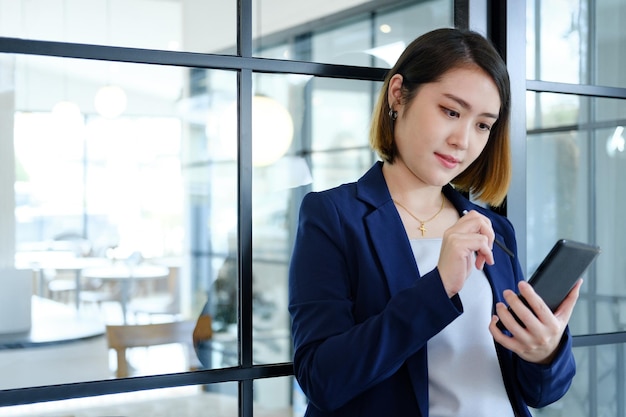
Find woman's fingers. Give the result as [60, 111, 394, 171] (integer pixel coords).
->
[437, 210, 496, 297]
[454, 210, 495, 268]
[491, 279, 583, 364]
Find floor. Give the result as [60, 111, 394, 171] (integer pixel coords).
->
[2, 387, 293, 417]
[1, 294, 296, 416]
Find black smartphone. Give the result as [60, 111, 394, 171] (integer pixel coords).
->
[496, 239, 600, 332]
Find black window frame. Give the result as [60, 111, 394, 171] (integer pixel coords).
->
[14, 1, 626, 416]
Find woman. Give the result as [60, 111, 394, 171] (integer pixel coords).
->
[288, 28, 580, 417]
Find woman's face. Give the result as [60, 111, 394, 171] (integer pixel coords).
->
[388, 65, 500, 187]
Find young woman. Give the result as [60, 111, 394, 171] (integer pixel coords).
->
[288, 28, 580, 417]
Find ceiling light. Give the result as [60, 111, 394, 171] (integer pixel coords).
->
[94, 85, 127, 119]
[51, 100, 83, 125]
[364, 41, 406, 67]
[217, 96, 294, 167]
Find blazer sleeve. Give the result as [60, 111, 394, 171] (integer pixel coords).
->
[489, 213, 577, 410]
[516, 331, 576, 408]
[288, 191, 462, 412]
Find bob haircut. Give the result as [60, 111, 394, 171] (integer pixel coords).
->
[369, 28, 511, 207]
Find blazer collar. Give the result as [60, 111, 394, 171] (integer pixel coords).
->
[355, 162, 478, 295]
[356, 161, 473, 216]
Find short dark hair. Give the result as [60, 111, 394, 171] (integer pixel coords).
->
[369, 28, 511, 206]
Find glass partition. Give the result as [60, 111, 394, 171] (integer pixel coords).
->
[249, 73, 380, 365]
[2, 52, 242, 389]
[594, 0, 626, 88]
[0, 0, 236, 54]
[527, 0, 626, 89]
[255, 0, 453, 66]
[531, 344, 624, 417]
[527, 92, 626, 335]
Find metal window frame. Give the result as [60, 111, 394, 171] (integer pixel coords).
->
[12, 0, 626, 415]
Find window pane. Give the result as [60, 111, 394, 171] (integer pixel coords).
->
[526, 0, 583, 83]
[527, 92, 626, 334]
[255, 0, 453, 67]
[185, 69, 239, 368]
[593, 125, 626, 334]
[251, 73, 298, 366]
[527, 130, 592, 269]
[6, 53, 239, 389]
[310, 150, 375, 192]
[310, 78, 378, 152]
[531, 344, 625, 417]
[527, 0, 626, 88]
[250, 73, 379, 365]
[594, 0, 626, 88]
[254, 376, 294, 416]
[0, 0, 236, 54]
[526, 92, 583, 130]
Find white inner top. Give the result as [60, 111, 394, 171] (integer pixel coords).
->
[409, 238, 515, 417]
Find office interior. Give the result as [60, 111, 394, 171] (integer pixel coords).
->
[0, 0, 624, 415]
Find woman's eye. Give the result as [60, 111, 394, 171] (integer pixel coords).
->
[442, 107, 459, 118]
[477, 122, 492, 132]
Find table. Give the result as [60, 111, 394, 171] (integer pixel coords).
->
[81, 264, 170, 323]
[15, 252, 110, 309]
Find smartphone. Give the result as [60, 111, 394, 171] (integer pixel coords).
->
[496, 239, 600, 331]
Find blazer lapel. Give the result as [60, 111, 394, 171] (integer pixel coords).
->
[358, 164, 493, 417]
[357, 162, 421, 296]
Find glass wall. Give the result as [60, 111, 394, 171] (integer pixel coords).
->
[7, 0, 626, 415]
[526, 0, 626, 415]
[0, 0, 454, 415]
[0, 0, 237, 54]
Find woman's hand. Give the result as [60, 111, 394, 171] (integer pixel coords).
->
[437, 210, 495, 297]
[490, 278, 583, 364]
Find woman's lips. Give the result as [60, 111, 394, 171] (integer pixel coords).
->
[435, 153, 460, 169]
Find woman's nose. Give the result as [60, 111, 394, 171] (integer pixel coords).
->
[449, 123, 471, 149]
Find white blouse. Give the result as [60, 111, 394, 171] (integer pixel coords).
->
[409, 238, 515, 417]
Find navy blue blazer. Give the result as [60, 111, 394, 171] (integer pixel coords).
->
[289, 162, 575, 417]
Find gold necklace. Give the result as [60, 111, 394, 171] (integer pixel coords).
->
[393, 195, 445, 237]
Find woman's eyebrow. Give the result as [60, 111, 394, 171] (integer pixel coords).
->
[444, 93, 499, 120]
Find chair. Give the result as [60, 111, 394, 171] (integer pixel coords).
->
[127, 266, 181, 321]
[106, 318, 211, 378]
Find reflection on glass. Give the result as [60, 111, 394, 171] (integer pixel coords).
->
[527, 92, 626, 335]
[593, 126, 626, 334]
[255, 0, 452, 66]
[527, 0, 626, 89]
[526, 0, 583, 84]
[527, 92, 626, 130]
[0, 0, 236, 54]
[3, 53, 242, 390]
[311, 150, 375, 192]
[527, 131, 590, 262]
[250, 73, 301, 367]
[526, 92, 583, 130]
[311, 78, 379, 152]
[188, 68, 239, 369]
[251, 73, 379, 365]
[594, 0, 626, 88]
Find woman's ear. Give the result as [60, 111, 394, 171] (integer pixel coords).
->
[387, 74, 404, 108]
